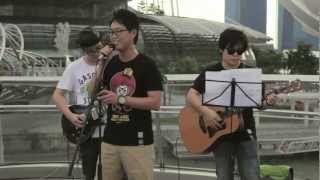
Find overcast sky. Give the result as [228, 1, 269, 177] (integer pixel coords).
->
[129, 0, 225, 22]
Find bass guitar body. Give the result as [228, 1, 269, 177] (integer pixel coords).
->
[61, 105, 96, 144]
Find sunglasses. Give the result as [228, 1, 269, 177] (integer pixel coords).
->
[226, 47, 246, 55]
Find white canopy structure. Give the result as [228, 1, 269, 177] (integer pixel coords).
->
[280, 0, 320, 37]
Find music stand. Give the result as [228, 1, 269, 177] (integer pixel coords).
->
[201, 68, 263, 137]
[203, 68, 263, 108]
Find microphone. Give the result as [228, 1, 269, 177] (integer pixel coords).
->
[98, 44, 115, 60]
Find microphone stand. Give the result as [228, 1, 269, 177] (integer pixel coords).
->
[94, 43, 126, 180]
[68, 52, 109, 179]
[94, 54, 110, 180]
[67, 105, 94, 177]
[96, 100, 105, 180]
[67, 141, 80, 177]
[67, 42, 115, 179]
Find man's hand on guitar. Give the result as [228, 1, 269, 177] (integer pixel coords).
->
[263, 79, 301, 107]
[67, 113, 85, 128]
[97, 89, 117, 105]
[264, 93, 278, 106]
[202, 107, 223, 130]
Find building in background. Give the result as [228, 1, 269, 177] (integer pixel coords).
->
[225, 0, 319, 50]
[0, 0, 128, 25]
[225, 0, 267, 34]
[278, 5, 319, 50]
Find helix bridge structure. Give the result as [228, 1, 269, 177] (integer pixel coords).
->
[0, 23, 60, 104]
[0, 23, 59, 76]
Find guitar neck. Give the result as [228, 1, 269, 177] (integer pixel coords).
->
[266, 80, 302, 96]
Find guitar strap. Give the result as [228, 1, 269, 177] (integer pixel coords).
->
[90, 51, 112, 123]
[227, 107, 245, 131]
[88, 51, 112, 180]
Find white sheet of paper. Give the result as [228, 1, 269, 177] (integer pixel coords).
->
[203, 68, 262, 107]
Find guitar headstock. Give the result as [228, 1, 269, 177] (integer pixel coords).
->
[271, 79, 303, 95]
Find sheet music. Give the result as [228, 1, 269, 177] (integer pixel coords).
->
[203, 68, 262, 107]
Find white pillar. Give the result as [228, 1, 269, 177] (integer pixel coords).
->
[255, 112, 260, 126]
[318, 49, 320, 180]
[0, 108, 4, 163]
[175, 0, 179, 16]
[304, 100, 310, 127]
[289, 99, 296, 119]
[266, 0, 279, 49]
[318, 10, 320, 180]
[289, 99, 295, 110]
[170, 0, 174, 16]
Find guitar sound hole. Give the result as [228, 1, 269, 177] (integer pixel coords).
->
[207, 121, 226, 137]
[199, 116, 207, 134]
[199, 116, 226, 138]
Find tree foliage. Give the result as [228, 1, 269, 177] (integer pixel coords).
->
[253, 42, 318, 75]
[253, 48, 284, 74]
[166, 56, 200, 74]
[284, 42, 318, 75]
[137, 1, 164, 15]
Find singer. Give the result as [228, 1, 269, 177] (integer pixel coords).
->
[52, 27, 110, 180]
[90, 9, 163, 180]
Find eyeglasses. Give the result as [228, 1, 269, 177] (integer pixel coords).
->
[111, 29, 128, 36]
[226, 47, 246, 55]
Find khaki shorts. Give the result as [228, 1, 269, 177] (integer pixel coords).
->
[101, 142, 154, 180]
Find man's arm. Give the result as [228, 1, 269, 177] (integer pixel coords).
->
[88, 44, 114, 96]
[186, 88, 204, 113]
[52, 88, 84, 127]
[125, 90, 161, 110]
[97, 90, 161, 110]
[186, 88, 222, 129]
[262, 93, 278, 107]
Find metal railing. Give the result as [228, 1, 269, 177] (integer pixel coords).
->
[0, 73, 319, 179]
[1, 104, 319, 158]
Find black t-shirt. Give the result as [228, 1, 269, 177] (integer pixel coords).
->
[192, 62, 257, 142]
[102, 53, 163, 146]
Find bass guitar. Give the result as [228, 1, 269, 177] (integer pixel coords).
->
[179, 79, 302, 154]
[61, 104, 105, 144]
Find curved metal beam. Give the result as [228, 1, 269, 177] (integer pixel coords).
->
[4, 24, 24, 59]
[280, 0, 320, 37]
[0, 23, 6, 62]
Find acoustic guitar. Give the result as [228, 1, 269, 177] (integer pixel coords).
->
[179, 79, 302, 154]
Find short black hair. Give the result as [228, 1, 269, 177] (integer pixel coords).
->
[110, 9, 139, 44]
[218, 27, 248, 51]
[77, 27, 100, 50]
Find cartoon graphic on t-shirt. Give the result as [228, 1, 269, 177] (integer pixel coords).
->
[78, 72, 96, 104]
[110, 68, 136, 123]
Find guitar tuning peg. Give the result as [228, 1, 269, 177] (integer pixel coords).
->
[94, 100, 99, 106]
